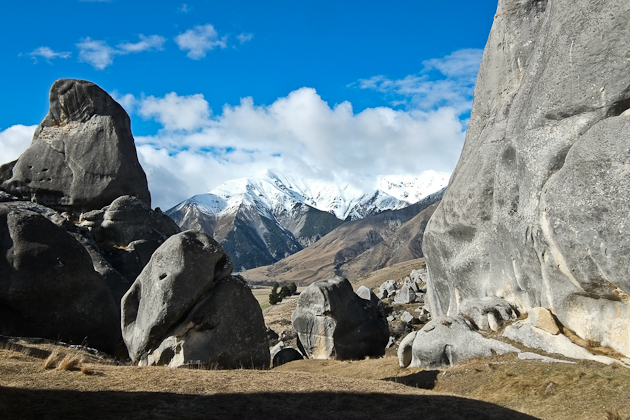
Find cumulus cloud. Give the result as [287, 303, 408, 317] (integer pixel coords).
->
[77, 38, 118, 69]
[117, 35, 166, 53]
[77, 34, 166, 70]
[175, 24, 228, 59]
[179, 4, 190, 13]
[356, 48, 483, 114]
[237, 33, 253, 44]
[130, 87, 463, 209]
[137, 92, 211, 131]
[29, 46, 71, 63]
[0, 125, 37, 163]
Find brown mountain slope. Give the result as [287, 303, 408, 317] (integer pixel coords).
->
[241, 198, 439, 286]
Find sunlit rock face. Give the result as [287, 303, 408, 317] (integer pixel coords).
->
[423, 0, 630, 356]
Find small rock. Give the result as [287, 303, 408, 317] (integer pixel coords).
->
[528, 307, 560, 335]
[394, 284, 416, 304]
[400, 311, 415, 324]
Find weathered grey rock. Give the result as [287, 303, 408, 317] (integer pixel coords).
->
[0, 202, 121, 354]
[270, 341, 285, 359]
[272, 347, 304, 368]
[400, 311, 415, 324]
[528, 307, 560, 335]
[397, 330, 418, 367]
[121, 230, 233, 362]
[404, 278, 420, 293]
[409, 269, 426, 284]
[386, 336, 395, 349]
[394, 284, 416, 304]
[402, 315, 519, 369]
[459, 297, 517, 331]
[88, 196, 180, 248]
[518, 352, 575, 364]
[267, 328, 280, 346]
[80, 195, 181, 282]
[291, 276, 389, 360]
[378, 280, 397, 297]
[0, 79, 150, 212]
[356, 285, 381, 308]
[504, 321, 615, 365]
[422, 0, 630, 356]
[140, 275, 270, 369]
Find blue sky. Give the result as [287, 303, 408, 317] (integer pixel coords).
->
[0, 0, 498, 209]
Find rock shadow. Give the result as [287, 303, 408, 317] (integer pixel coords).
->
[0, 386, 542, 420]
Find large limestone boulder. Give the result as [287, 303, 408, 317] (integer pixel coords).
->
[141, 276, 270, 369]
[122, 230, 269, 368]
[398, 315, 519, 369]
[0, 202, 122, 354]
[0, 79, 150, 212]
[422, 0, 630, 356]
[291, 276, 389, 360]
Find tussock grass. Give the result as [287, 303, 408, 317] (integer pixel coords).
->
[57, 355, 82, 371]
[42, 352, 60, 370]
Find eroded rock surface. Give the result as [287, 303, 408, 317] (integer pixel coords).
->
[291, 276, 389, 360]
[0, 79, 150, 212]
[398, 315, 519, 369]
[423, 0, 630, 356]
[122, 230, 269, 368]
[0, 202, 122, 354]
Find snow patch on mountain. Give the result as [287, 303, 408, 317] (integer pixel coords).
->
[168, 169, 448, 221]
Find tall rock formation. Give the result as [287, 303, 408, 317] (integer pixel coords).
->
[0, 79, 150, 212]
[423, 0, 630, 356]
[0, 79, 168, 356]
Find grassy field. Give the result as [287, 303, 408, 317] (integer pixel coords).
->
[2, 337, 630, 420]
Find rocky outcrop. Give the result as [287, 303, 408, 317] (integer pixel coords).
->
[398, 315, 519, 369]
[422, 0, 630, 356]
[122, 230, 269, 368]
[291, 276, 389, 360]
[0, 79, 150, 212]
[79, 195, 180, 282]
[0, 202, 122, 354]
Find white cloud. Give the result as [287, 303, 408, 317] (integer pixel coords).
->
[131, 87, 464, 209]
[0, 125, 37, 163]
[237, 33, 253, 44]
[356, 48, 483, 114]
[423, 48, 484, 79]
[77, 38, 117, 70]
[117, 35, 166, 53]
[138, 92, 211, 131]
[110, 91, 137, 114]
[77, 34, 166, 70]
[179, 4, 190, 13]
[29, 46, 71, 63]
[175, 24, 228, 59]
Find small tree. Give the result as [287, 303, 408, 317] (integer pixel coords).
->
[279, 285, 291, 299]
[287, 282, 297, 296]
[269, 282, 282, 305]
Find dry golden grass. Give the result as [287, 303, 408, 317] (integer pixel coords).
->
[42, 352, 60, 370]
[57, 355, 82, 371]
[4, 335, 630, 419]
[0, 343, 538, 420]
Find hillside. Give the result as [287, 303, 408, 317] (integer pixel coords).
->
[242, 192, 441, 286]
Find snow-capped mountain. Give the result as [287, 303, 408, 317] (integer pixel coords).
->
[165, 169, 448, 271]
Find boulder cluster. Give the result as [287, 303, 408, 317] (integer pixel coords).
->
[0, 79, 269, 368]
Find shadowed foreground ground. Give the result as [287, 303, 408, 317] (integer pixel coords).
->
[0, 386, 540, 420]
